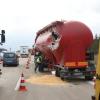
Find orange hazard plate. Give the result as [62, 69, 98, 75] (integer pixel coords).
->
[78, 62, 88, 66]
[64, 62, 76, 66]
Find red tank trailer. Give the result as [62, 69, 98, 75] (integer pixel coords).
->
[34, 20, 95, 80]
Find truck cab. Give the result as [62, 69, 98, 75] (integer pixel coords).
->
[95, 40, 100, 100]
[92, 40, 100, 100]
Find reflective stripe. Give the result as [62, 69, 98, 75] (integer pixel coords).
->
[36, 56, 42, 63]
[37, 58, 40, 63]
[20, 83, 26, 86]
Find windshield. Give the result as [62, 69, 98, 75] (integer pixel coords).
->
[4, 53, 15, 58]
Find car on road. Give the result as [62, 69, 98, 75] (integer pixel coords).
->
[3, 52, 19, 66]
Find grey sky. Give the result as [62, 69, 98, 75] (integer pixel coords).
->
[0, 0, 100, 51]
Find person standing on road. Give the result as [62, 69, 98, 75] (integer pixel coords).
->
[34, 51, 43, 73]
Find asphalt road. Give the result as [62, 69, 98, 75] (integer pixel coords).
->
[0, 57, 94, 100]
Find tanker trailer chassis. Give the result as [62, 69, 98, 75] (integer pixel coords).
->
[55, 63, 96, 80]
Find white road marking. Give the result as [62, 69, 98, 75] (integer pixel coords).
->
[88, 81, 94, 86]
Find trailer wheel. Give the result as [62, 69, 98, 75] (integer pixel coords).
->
[61, 76, 64, 80]
[55, 68, 60, 77]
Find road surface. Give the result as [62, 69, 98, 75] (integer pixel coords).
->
[0, 57, 94, 100]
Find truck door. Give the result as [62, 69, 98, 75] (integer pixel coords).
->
[96, 40, 100, 100]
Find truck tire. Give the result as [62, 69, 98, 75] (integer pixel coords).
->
[55, 68, 60, 77]
[60, 76, 64, 80]
[60, 70, 65, 80]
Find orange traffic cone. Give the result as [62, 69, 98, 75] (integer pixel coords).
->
[19, 73, 27, 91]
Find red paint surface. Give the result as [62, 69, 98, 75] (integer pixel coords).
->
[35, 21, 93, 68]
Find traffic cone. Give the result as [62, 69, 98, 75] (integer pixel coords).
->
[18, 73, 27, 91]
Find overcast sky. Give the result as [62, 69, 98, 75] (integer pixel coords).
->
[0, 0, 100, 51]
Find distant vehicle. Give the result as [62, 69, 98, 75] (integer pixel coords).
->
[3, 52, 19, 66]
[20, 46, 29, 58]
